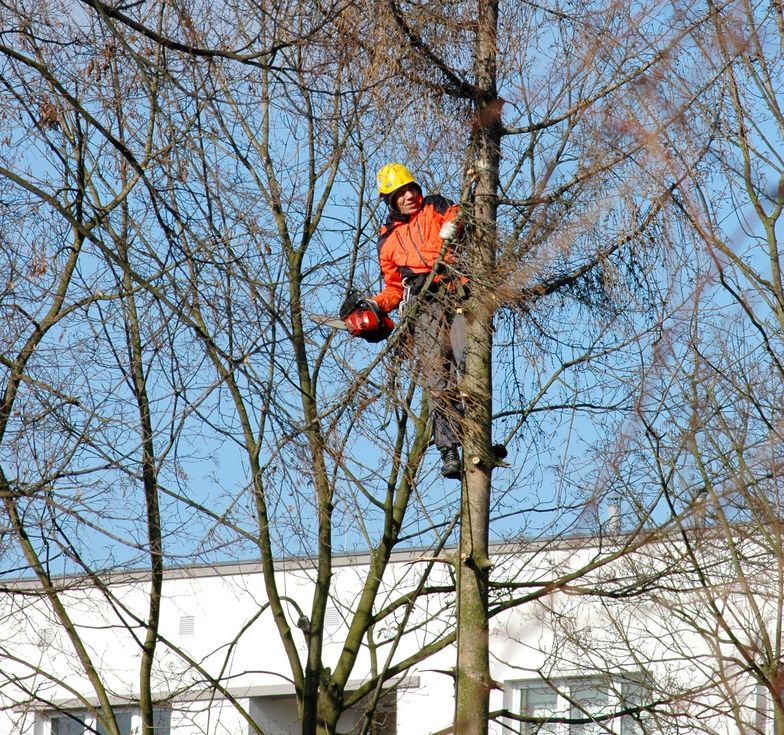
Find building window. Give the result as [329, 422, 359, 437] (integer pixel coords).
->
[512, 678, 643, 735]
[46, 708, 169, 735]
[50, 713, 87, 735]
[249, 692, 396, 735]
[95, 711, 134, 735]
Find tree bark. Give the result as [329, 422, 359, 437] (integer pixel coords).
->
[454, 2, 501, 734]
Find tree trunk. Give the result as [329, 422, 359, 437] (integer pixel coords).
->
[454, 2, 501, 734]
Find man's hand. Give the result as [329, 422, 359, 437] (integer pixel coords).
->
[339, 290, 380, 319]
[439, 221, 458, 241]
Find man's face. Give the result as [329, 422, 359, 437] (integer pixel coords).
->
[392, 184, 423, 215]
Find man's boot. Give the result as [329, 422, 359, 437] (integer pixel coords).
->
[440, 445, 461, 479]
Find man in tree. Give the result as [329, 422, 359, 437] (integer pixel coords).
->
[345, 163, 466, 479]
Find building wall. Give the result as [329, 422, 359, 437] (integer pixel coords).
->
[0, 541, 775, 735]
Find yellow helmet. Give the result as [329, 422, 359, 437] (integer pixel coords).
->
[377, 163, 418, 197]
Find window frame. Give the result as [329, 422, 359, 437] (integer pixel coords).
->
[505, 676, 645, 735]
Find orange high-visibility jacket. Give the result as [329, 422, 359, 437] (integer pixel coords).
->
[371, 194, 459, 313]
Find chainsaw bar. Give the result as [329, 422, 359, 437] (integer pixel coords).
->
[310, 314, 350, 330]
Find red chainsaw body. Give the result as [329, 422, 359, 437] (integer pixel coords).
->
[343, 308, 394, 343]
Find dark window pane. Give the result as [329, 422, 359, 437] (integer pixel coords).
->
[521, 686, 560, 735]
[51, 715, 86, 735]
[95, 711, 133, 735]
[568, 684, 609, 735]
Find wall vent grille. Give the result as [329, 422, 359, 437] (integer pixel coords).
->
[325, 606, 341, 629]
[179, 615, 195, 636]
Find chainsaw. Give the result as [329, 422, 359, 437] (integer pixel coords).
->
[310, 307, 394, 343]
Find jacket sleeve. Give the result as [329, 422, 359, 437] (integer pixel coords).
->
[371, 232, 404, 312]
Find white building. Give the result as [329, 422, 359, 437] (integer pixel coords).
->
[0, 533, 778, 735]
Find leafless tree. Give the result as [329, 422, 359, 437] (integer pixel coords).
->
[483, 3, 784, 735]
[1, 1, 775, 735]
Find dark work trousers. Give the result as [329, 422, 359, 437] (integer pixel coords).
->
[411, 297, 467, 451]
